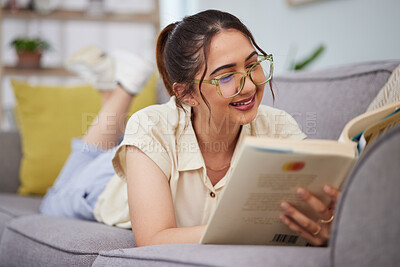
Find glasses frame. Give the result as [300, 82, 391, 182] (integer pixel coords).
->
[191, 54, 274, 99]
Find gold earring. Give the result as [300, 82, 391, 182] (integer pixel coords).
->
[192, 102, 196, 105]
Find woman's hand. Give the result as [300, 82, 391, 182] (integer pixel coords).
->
[279, 185, 340, 246]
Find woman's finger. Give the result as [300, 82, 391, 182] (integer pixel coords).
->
[323, 184, 340, 211]
[280, 201, 320, 233]
[323, 184, 340, 202]
[296, 187, 332, 221]
[280, 214, 327, 246]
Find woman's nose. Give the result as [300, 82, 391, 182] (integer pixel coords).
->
[240, 74, 256, 95]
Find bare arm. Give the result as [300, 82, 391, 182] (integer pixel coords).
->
[125, 145, 205, 247]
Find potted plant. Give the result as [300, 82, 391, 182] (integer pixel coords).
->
[10, 37, 51, 69]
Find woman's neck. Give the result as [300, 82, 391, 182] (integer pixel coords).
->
[191, 109, 241, 186]
[192, 111, 241, 155]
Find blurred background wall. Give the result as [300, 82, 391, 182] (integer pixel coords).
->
[1, 0, 400, 130]
[162, 0, 400, 74]
[1, 0, 157, 130]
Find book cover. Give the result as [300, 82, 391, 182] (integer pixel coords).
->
[200, 101, 400, 246]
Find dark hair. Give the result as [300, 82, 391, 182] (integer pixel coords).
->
[156, 9, 274, 111]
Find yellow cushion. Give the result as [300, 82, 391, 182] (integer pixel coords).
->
[12, 74, 156, 196]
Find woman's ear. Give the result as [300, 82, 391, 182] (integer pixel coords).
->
[173, 82, 198, 106]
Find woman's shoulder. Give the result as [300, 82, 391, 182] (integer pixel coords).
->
[115, 97, 182, 180]
[126, 96, 182, 130]
[132, 96, 180, 118]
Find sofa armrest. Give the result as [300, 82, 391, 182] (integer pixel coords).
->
[93, 244, 329, 267]
[0, 131, 21, 193]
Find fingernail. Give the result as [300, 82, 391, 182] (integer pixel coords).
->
[281, 202, 289, 211]
[324, 185, 331, 193]
[297, 187, 305, 198]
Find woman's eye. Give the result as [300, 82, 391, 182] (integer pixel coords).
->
[219, 74, 234, 83]
[247, 62, 258, 69]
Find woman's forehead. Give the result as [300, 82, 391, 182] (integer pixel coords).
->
[208, 29, 255, 65]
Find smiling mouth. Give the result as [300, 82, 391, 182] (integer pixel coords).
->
[230, 95, 255, 106]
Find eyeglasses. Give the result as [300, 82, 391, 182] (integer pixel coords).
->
[191, 54, 273, 99]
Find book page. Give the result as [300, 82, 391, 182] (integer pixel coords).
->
[200, 138, 356, 246]
[339, 101, 400, 143]
[362, 109, 400, 149]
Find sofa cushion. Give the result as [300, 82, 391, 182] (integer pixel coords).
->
[263, 60, 400, 140]
[330, 125, 400, 266]
[0, 193, 41, 237]
[0, 214, 135, 267]
[92, 243, 329, 267]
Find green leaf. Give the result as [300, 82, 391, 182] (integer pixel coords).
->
[293, 44, 325, 71]
[10, 37, 51, 52]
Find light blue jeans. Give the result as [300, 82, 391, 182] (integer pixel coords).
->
[40, 139, 116, 221]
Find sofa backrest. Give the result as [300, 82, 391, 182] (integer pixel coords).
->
[329, 125, 400, 266]
[262, 60, 400, 140]
[0, 131, 21, 193]
[1, 60, 399, 194]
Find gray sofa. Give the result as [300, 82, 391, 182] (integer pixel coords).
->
[1, 60, 399, 266]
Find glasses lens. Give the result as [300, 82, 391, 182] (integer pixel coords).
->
[250, 58, 271, 85]
[218, 73, 244, 98]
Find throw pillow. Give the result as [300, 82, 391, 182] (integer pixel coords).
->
[12, 74, 156, 196]
[367, 64, 400, 111]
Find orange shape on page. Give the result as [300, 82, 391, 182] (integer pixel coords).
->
[282, 161, 305, 171]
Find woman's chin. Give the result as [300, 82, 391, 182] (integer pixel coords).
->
[234, 109, 258, 126]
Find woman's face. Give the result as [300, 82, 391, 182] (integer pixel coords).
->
[192, 29, 265, 129]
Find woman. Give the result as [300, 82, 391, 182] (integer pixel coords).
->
[42, 9, 338, 247]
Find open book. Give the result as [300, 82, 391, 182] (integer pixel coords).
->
[200, 101, 400, 246]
